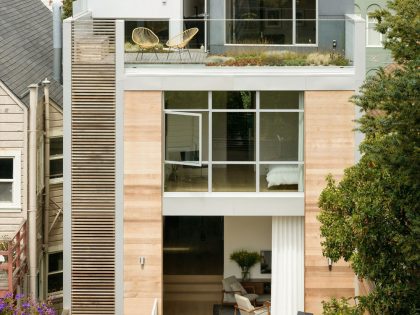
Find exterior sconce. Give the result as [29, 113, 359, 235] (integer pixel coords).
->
[162, 0, 167, 4]
[140, 256, 145, 269]
[328, 258, 333, 271]
[332, 40, 337, 51]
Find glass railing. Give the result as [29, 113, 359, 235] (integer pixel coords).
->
[124, 17, 356, 66]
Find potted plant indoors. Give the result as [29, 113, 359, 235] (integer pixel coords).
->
[230, 249, 261, 281]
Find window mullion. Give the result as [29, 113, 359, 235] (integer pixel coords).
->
[256, 92, 260, 192]
[293, 0, 296, 45]
[208, 91, 212, 193]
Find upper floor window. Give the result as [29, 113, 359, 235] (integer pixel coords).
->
[0, 151, 21, 209]
[366, 5, 383, 47]
[164, 91, 304, 193]
[226, 0, 316, 45]
[50, 137, 63, 180]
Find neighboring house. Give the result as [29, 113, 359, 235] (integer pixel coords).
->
[355, 0, 393, 74]
[63, 0, 365, 314]
[0, 0, 63, 310]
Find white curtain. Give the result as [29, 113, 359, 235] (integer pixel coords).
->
[271, 216, 304, 314]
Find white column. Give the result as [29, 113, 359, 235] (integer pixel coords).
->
[271, 216, 304, 314]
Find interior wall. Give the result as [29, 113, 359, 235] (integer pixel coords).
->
[224, 216, 272, 279]
[183, 0, 204, 17]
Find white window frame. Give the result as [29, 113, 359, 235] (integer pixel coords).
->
[47, 250, 63, 296]
[366, 14, 383, 47]
[164, 111, 203, 167]
[163, 91, 304, 194]
[0, 150, 21, 210]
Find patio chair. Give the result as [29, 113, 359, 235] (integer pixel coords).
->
[132, 27, 160, 60]
[222, 276, 258, 306]
[166, 27, 199, 60]
[234, 294, 270, 315]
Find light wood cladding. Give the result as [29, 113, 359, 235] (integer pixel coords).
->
[70, 19, 116, 314]
[124, 91, 163, 315]
[304, 91, 355, 314]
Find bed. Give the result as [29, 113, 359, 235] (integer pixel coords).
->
[266, 165, 299, 188]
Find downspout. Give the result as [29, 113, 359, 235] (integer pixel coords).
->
[53, 0, 63, 84]
[42, 78, 51, 298]
[28, 84, 39, 297]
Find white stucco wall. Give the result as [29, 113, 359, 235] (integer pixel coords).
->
[224, 216, 272, 279]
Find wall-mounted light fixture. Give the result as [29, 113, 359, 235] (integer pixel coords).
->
[328, 258, 333, 271]
[162, 0, 167, 5]
[332, 40, 337, 51]
[140, 256, 145, 269]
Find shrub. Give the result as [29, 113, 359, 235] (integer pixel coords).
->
[0, 293, 55, 315]
[306, 52, 331, 65]
[322, 297, 359, 315]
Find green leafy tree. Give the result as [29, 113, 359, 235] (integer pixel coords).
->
[318, 0, 419, 314]
[62, 0, 74, 19]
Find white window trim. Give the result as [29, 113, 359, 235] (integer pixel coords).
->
[0, 150, 21, 211]
[163, 91, 304, 194]
[366, 16, 383, 48]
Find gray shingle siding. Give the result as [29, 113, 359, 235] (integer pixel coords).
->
[0, 0, 63, 107]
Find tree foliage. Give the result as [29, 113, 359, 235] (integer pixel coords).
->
[318, 0, 419, 314]
[62, 0, 74, 19]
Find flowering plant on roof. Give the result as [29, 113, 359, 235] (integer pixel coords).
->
[0, 293, 55, 315]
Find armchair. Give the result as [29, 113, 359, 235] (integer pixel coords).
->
[234, 294, 270, 315]
[222, 276, 258, 306]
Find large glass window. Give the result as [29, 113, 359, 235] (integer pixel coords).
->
[226, 0, 316, 45]
[164, 91, 304, 192]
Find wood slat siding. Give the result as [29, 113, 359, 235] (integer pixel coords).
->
[124, 91, 163, 315]
[304, 91, 355, 314]
[0, 85, 26, 216]
[71, 19, 116, 314]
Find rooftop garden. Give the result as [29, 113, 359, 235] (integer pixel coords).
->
[205, 50, 350, 67]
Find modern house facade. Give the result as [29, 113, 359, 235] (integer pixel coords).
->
[63, 0, 366, 314]
[0, 0, 64, 310]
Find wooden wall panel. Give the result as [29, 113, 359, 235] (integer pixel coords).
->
[71, 19, 116, 314]
[304, 91, 355, 314]
[124, 91, 162, 315]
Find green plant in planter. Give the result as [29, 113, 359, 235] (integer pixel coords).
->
[230, 249, 260, 281]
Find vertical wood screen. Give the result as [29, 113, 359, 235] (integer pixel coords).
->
[71, 19, 116, 314]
